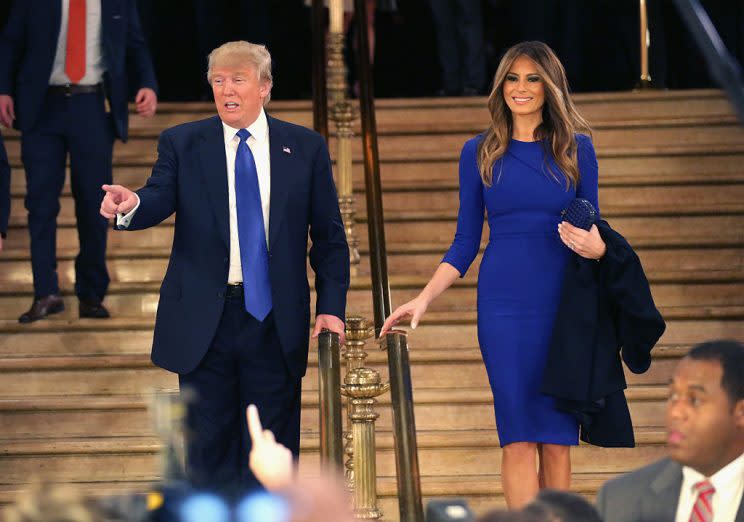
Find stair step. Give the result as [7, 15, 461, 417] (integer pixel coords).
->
[0, 428, 667, 487]
[2, 246, 742, 287]
[0, 343, 698, 397]
[1, 91, 738, 141]
[6, 127, 744, 167]
[5, 111, 736, 143]
[0, 384, 669, 439]
[6, 214, 743, 251]
[0, 279, 741, 321]
[9, 183, 744, 228]
[2, 243, 743, 284]
[10, 152, 744, 200]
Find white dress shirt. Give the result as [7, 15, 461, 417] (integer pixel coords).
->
[223, 110, 271, 283]
[50, 0, 106, 85]
[675, 452, 744, 522]
[116, 109, 272, 285]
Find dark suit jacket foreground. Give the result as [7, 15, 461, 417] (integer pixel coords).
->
[0, 0, 157, 140]
[542, 220, 666, 447]
[597, 458, 744, 522]
[123, 115, 349, 377]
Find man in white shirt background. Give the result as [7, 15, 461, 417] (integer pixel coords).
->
[597, 339, 744, 522]
[0, 0, 158, 322]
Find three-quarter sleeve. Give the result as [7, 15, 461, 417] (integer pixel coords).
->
[441, 138, 485, 277]
[576, 134, 600, 215]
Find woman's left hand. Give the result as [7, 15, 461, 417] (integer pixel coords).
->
[558, 222, 606, 260]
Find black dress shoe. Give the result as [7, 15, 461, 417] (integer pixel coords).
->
[79, 299, 110, 319]
[18, 294, 65, 323]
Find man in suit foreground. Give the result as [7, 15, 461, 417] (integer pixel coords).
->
[100, 41, 349, 490]
[597, 340, 744, 522]
[0, 0, 158, 322]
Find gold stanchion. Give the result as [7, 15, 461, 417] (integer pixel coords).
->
[341, 316, 387, 520]
[343, 368, 389, 521]
[638, 0, 652, 88]
[318, 331, 344, 470]
[342, 316, 372, 490]
[327, 4, 361, 271]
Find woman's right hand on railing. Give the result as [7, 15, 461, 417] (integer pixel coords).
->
[379, 295, 429, 337]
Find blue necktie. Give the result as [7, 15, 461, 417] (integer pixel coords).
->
[235, 129, 272, 321]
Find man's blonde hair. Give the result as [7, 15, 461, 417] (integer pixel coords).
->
[207, 41, 273, 104]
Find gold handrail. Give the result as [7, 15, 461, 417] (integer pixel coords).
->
[352, 0, 424, 519]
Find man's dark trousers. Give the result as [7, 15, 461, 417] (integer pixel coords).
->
[179, 290, 302, 492]
[22, 89, 113, 300]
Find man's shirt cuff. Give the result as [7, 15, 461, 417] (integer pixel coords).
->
[115, 194, 141, 229]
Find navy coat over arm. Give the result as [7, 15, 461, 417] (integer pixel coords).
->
[542, 220, 666, 447]
[122, 115, 349, 377]
[0, 0, 157, 140]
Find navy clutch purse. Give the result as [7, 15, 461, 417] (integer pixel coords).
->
[561, 198, 597, 231]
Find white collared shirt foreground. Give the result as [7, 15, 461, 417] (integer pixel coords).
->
[675, 452, 744, 522]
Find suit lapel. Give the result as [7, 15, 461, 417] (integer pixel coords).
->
[267, 115, 293, 250]
[640, 460, 683, 521]
[736, 496, 744, 522]
[199, 116, 230, 249]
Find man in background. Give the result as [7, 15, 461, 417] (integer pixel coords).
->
[0, 0, 158, 322]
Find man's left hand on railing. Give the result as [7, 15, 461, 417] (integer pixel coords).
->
[312, 314, 346, 345]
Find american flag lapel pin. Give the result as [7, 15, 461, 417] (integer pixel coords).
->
[282, 146, 291, 154]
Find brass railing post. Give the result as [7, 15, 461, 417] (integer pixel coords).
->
[343, 368, 389, 520]
[328, 0, 361, 271]
[638, 0, 652, 88]
[341, 316, 388, 520]
[318, 331, 343, 470]
[342, 316, 374, 491]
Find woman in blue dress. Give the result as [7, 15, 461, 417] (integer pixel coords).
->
[380, 41, 609, 508]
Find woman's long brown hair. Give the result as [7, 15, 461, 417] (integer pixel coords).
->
[477, 41, 592, 189]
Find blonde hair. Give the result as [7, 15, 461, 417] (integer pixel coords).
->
[207, 41, 273, 104]
[478, 41, 591, 189]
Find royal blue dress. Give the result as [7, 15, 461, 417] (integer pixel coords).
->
[442, 134, 600, 446]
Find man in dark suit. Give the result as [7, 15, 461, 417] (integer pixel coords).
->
[597, 340, 744, 522]
[100, 41, 349, 490]
[0, 0, 158, 322]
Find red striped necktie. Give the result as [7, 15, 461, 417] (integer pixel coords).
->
[65, 0, 87, 84]
[689, 480, 715, 522]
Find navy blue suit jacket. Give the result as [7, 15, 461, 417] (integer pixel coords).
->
[0, 0, 157, 140]
[123, 115, 349, 377]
